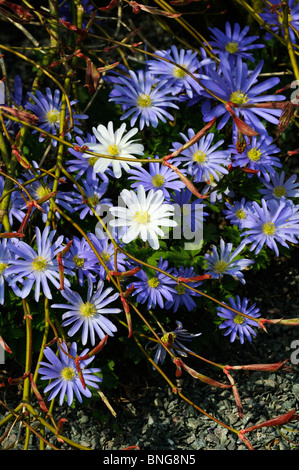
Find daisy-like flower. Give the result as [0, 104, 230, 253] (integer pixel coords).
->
[88, 234, 128, 281]
[208, 22, 264, 63]
[38, 341, 102, 406]
[25, 87, 88, 146]
[52, 279, 121, 346]
[260, 0, 299, 44]
[81, 121, 144, 179]
[64, 236, 101, 286]
[4, 226, 74, 302]
[70, 172, 112, 220]
[109, 185, 177, 250]
[223, 197, 253, 229]
[66, 134, 109, 181]
[165, 266, 202, 313]
[258, 170, 299, 201]
[146, 45, 211, 99]
[204, 238, 254, 284]
[200, 54, 285, 135]
[216, 295, 261, 344]
[128, 156, 186, 200]
[108, 69, 179, 130]
[18, 162, 74, 223]
[147, 320, 201, 367]
[241, 197, 299, 256]
[170, 129, 230, 183]
[230, 134, 282, 181]
[127, 258, 176, 310]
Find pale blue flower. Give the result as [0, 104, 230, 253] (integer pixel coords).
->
[38, 341, 102, 406]
[52, 279, 121, 346]
[204, 238, 254, 284]
[170, 129, 230, 183]
[241, 197, 299, 256]
[109, 69, 179, 130]
[217, 296, 260, 344]
[5, 226, 74, 301]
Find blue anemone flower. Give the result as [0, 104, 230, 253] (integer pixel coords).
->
[127, 258, 176, 310]
[52, 279, 121, 346]
[170, 128, 230, 183]
[165, 266, 202, 313]
[87, 234, 129, 280]
[38, 341, 102, 406]
[216, 296, 261, 344]
[229, 134, 282, 181]
[241, 197, 299, 256]
[25, 87, 88, 146]
[66, 134, 109, 182]
[70, 172, 112, 220]
[200, 54, 285, 135]
[146, 45, 211, 98]
[258, 170, 299, 201]
[128, 156, 186, 200]
[223, 197, 254, 229]
[64, 236, 101, 286]
[4, 226, 74, 301]
[147, 320, 201, 368]
[208, 22, 264, 63]
[204, 238, 254, 284]
[108, 69, 179, 130]
[260, 0, 299, 44]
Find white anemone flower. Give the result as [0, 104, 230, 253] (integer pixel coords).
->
[82, 121, 144, 178]
[109, 185, 177, 249]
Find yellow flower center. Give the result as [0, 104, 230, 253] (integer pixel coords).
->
[88, 195, 100, 206]
[148, 276, 159, 288]
[152, 174, 165, 187]
[234, 314, 245, 325]
[0, 262, 8, 276]
[247, 147, 262, 162]
[73, 255, 85, 268]
[262, 221, 276, 236]
[107, 144, 119, 156]
[273, 185, 287, 198]
[134, 210, 150, 224]
[173, 66, 187, 79]
[61, 367, 76, 381]
[32, 256, 47, 272]
[100, 250, 111, 263]
[230, 90, 249, 105]
[161, 332, 175, 347]
[278, 13, 293, 24]
[235, 209, 246, 220]
[192, 150, 207, 163]
[225, 41, 239, 54]
[80, 302, 96, 318]
[137, 93, 152, 108]
[175, 284, 186, 295]
[88, 156, 99, 166]
[213, 260, 229, 274]
[36, 185, 50, 199]
[46, 108, 60, 124]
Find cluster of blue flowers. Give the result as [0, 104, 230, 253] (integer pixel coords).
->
[1, 11, 299, 407]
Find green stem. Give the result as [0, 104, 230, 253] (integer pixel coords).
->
[282, 1, 299, 81]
